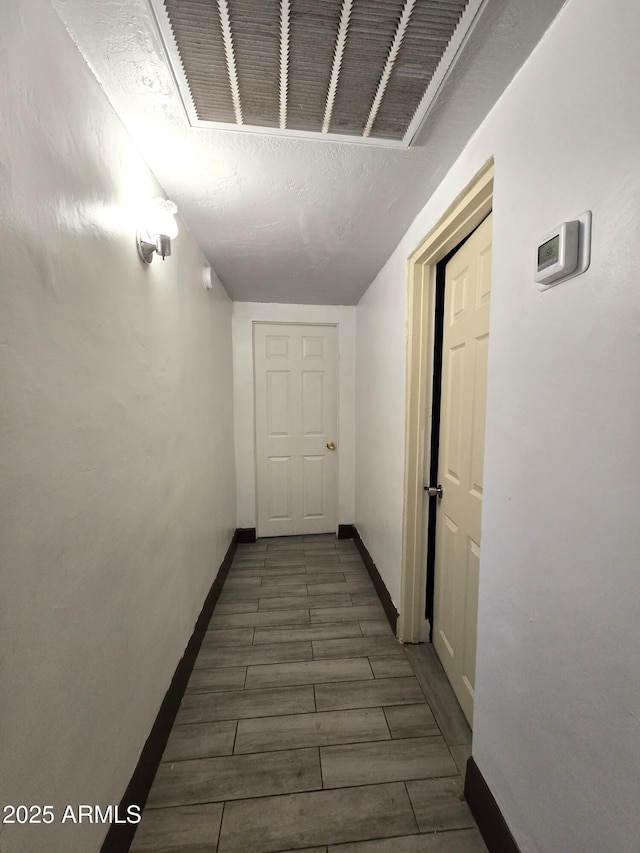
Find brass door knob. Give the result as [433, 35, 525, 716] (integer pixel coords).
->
[326, 441, 336, 450]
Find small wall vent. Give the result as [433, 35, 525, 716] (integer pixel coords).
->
[149, 0, 485, 147]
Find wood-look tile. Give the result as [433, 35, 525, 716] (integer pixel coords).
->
[224, 577, 263, 588]
[163, 720, 237, 762]
[383, 703, 440, 738]
[261, 574, 329, 587]
[358, 620, 393, 637]
[312, 637, 404, 660]
[304, 556, 342, 566]
[265, 545, 306, 554]
[303, 552, 342, 560]
[234, 707, 390, 754]
[369, 656, 414, 678]
[253, 623, 363, 645]
[201, 628, 254, 648]
[305, 564, 353, 575]
[315, 677, 425, 711]
[129, 803, 223, 852]
[303, 573, 348, 585]
[405, 777, 475, 833]
[208, 609, 310, 629]
[245, 658, 373, 690]
[232, 557, 266, 567]
[302, 533, 334, 541]
[193, 641, 312, 670]
[349, 593, 382, 606]
[320, 737, 458, 788]
[146, 748, 321, 808]
[265, 556, 307, 566]
[265, 537, 304, 548]
[134, 540, 486, 853]
[303, 533, 337, 541]
[311, 605, 384, 623]
[258, 594, 352, 611]
[328, 828, 488, 853]
[177, 685, 315, 724]
[186, 667, 246, 695]
[217, 782, 418, 853]
[221, 584, 308, 601]
[235, 542, 268, 551]
[274, 849, 326, 853]
[232, 565, 307, 578]
[214, 601, 259, 614]
[341, 568, 371, 581]
[308, 581, 373, 596]
[403, 645, 472, 747]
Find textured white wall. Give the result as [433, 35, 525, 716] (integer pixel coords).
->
[233, 303, 356, 531]
[355, 1, 640, 850]
[355, 276, 407, 607]
[0, 1, 236, 851]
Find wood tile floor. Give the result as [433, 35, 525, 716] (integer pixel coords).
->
[129, 535, 488, 853]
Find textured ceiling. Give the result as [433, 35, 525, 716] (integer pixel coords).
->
[151, 0, 473, 144]
[51, 0, 567, 304]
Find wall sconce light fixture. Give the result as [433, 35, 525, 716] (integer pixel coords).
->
[137, 198, 179, 263]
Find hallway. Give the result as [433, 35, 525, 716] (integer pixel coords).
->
[129, 535, 487, 852]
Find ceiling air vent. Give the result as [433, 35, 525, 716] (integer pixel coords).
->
[149, 0, 485, 147]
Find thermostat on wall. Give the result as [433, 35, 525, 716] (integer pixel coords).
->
[535, 211, 592, 288]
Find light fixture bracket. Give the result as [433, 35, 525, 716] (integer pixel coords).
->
[138, 234, 156, 264]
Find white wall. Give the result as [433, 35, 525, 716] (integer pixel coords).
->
[355, 272, 408, 606]
[233, 303, 356, 531]
[355, 0, 640, 850]
[0, 1, 236, 851]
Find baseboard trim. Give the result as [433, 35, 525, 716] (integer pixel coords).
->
[337, 524, 356, 540]
[100, 531, 240, 853]
[464, 757, 522, 853]
[235, 527, 257, 543]
[352, 527, 399, 634]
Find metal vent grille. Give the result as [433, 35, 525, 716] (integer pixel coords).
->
[152, 0, 484, 147]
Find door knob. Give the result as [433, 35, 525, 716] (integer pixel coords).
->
[424, 484, 443, 498]
[326, 441, 336, 450]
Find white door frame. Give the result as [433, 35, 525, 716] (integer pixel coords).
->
[252, 320, 340, 538]
[398, 161, 494, 643]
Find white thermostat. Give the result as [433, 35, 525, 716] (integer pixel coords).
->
[535, 211, 591, 288]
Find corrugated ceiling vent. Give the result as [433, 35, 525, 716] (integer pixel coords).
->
[149, 0, 485, 147]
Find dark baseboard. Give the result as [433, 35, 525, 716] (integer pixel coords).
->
[337, 524, 356, 539]
[101, 530, 240, 853]
[235, 527, 257, 543]
[464, 757, 521, 853]
[352, 527, 398, 634]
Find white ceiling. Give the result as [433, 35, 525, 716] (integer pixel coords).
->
[51, 0, 566, 305]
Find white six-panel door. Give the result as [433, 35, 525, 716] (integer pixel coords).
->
[254, 323, 338, 538]
[433, 214, 492, 726]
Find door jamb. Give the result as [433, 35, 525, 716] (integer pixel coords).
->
[398, 161, 494, 643]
